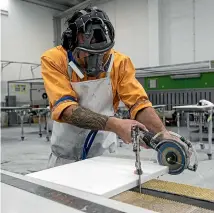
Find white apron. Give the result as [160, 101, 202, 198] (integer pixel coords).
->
[48, 54, 117, 168]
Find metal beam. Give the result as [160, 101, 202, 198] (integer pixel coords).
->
[136, 68, 214, 78]
[20, 0, 69, 11]
[1, 60, 40, 66]
[135, 60, 212, 71]
[54, 0, 104, 19]
[53, 17, 62, 46]
[135, 60, 214, 78]
[8, 78, 43, 84]
[1, 62, 10, 70]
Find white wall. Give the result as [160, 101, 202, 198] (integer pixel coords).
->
[96, 0, 214, 66]
[98, 0, 149, 68]
[61, 0, 149, 68]
[159, 0, 214, 65]
[194, 0, 214, 61]
[1, 0, 58, 81]
[3, 0, 213, 82]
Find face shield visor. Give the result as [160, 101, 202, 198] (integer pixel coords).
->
[71, 10, 115, 77]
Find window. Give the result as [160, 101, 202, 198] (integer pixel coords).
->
[1, 0, 9, 15]
[148, 79, 157, 89]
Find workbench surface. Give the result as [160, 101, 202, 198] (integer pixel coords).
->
[173, 105, 213, 112]
[28, 156, 168, 198]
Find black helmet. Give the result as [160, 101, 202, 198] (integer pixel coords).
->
[62, 6, 115, 53]
[61, 7, 115, 77]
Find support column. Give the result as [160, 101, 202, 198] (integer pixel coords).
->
[53, 17, 62, 46]
[148, 0, 160, 66]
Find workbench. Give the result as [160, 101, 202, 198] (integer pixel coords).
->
[1, 170, 155, 213]
[27, 156, 168, 198]
[173, 105, 213, 159]
[0, 106, 51, 141]
[1, 106, 32, 140]
[31, 107, 51, 141]
[2, 156, 214, 213]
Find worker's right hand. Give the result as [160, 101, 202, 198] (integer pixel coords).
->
[105, 117, 147, 144]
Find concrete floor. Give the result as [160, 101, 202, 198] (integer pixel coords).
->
[1, 124, 214, 190]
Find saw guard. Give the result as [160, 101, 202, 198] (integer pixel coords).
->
[156, 140, 189, 175]
[138, 129, 198, 174]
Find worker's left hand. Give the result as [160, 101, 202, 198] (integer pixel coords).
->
[162, 131, 179, 141]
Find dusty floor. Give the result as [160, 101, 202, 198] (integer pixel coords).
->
[1, 123, 214, 190]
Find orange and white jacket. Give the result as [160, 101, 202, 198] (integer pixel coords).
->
[41, 45, 152, 122]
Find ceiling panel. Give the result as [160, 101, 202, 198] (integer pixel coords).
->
[21, 0, 89, 11]
[50, 0, 87, 7]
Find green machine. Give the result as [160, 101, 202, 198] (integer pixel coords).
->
[136, 60, 214, 111]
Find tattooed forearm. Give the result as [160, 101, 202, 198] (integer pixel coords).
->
[61, 105, 109, 130]
[136, 107, 166, 133]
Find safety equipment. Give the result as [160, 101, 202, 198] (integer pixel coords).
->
[61, 7, 115, 77]
[47, 53, 117, 168]
[62, 7, 115, 52]
[71, 49, 113, 77]
[68, 50, 114, 79]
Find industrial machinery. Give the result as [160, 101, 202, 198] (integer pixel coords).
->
[132, 125, 198, 192]
[136, 60, 214, 112]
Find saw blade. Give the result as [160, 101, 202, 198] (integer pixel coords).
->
[157, 142, 188, 175]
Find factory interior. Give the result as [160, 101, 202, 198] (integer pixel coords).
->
[1, 0, 214, 212]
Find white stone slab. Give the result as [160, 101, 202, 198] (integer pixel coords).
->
[27, 156, 168, 198]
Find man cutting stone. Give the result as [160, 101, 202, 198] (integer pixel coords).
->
[41, 7, 170, 167]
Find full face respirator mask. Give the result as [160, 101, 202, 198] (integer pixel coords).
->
[62, 7, 115, 77]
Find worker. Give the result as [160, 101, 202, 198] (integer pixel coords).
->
[41, 6, 171, 168]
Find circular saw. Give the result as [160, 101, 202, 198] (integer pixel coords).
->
[138, 130, 198, 175]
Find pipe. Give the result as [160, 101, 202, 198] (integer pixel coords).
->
[20, 0, 67, 11]
[135, 60, 211, 71]
[1, 62, 11, 70]
[30, 66, 35, 79]
[30, 83, 33, 106]
[136, 68, 214, 78]
[0, 60, 40, 66]
[192, 0, 196, 62]
[8, 78, 43, 83]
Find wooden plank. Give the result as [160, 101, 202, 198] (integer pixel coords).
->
[27, 156, 168, 198]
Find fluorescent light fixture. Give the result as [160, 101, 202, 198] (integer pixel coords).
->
[0, 0, 8, 11]
[135, 60, 214, 78]
[170, 74, 201, 79]
[0, 0, 8, 15]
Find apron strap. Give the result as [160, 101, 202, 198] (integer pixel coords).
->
[67, 51, 84, 80]
[69, 61, 84, 79]
[68, 65, 73, 80]
[67, 51, 73, 80]
[82, 130, 98, 160]
[105, 54, 114, 77]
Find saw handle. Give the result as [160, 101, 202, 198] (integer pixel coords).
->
[139, 130, 161, 149]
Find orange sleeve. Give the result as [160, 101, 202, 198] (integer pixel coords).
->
[41, 55, 78, 122]
[117, 57, 152, 119]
